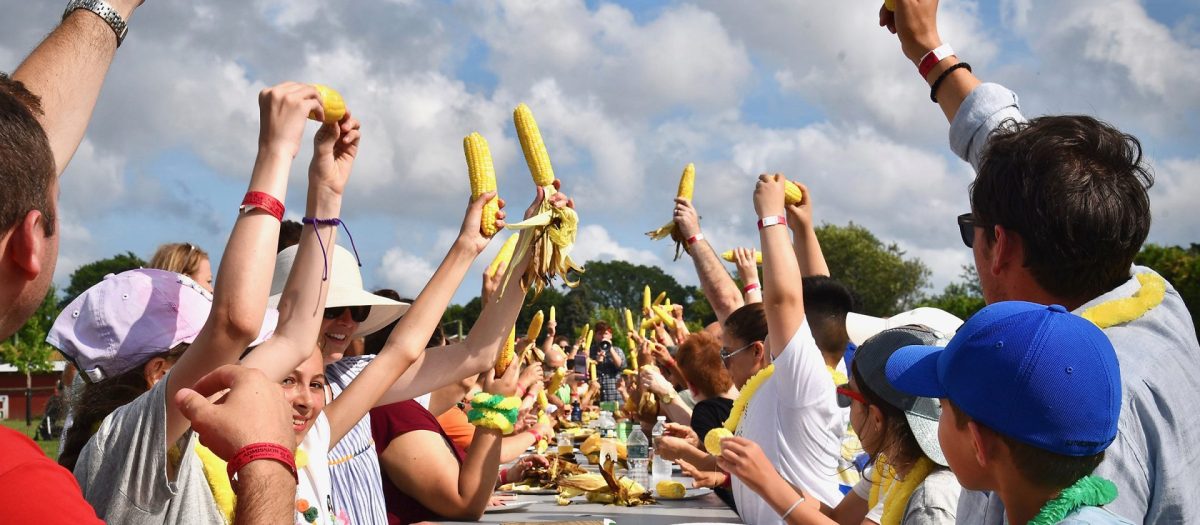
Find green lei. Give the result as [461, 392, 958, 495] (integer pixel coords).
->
[1028, 476, 1117, 525]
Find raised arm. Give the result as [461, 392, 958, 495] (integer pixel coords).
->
[370, 188, 569, 407]
[241, 110, 362, 380]
[782, 182, 829, 277]
[324, 192, 504, 443]
[755, 173, 805, 359]
[166, 83, 323, 444]
[733, 247, 764, 304]
[674, 198, 745, 323]
[11, 0, 145, 175]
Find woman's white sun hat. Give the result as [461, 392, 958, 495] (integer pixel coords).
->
[269, 244, 408, 338]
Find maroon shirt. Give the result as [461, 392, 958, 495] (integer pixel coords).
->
[370, 400, 467, 525]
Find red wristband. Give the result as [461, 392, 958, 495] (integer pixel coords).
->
[757, 215, 786, 230]
[499, 467, 510, 485]
[918, 43, 955, 78]
[720, 472, 733, 488]
[529, 429, 543, 443]
[241, 191, 285, 222]
[743, 282, 761, 293]
[686, 233, 705, 245]
[226, 442, 297, 483]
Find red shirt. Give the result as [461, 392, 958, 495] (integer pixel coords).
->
[0, 426, 102, 523]
[371, 400, 467, 525]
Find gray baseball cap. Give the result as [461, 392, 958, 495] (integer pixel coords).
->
[852, 325, 951, 467]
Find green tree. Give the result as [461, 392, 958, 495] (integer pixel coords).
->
[568, 260, 690, 314]
[816, 223, 932, 316]
[60, 251, 146, 308]
[920, 265, 986, 321]
[0, 285, 61, 425]
[1135, 243, 1199, 331]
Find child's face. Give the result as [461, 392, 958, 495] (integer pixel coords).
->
[938, 399, 986, 490]
[282, 350, 328, 440]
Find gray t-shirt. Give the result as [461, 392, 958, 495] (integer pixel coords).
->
[949, 82, 1200, 524]
[853, 466, 959, 524]
[73, 375, 223, 525]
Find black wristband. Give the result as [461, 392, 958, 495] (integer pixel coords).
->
[930, 62, 972, 103]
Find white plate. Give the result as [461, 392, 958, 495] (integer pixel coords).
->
[483, 500, 536, 513]
[500, 485, 559, 495]
[657, 487, 714, 501]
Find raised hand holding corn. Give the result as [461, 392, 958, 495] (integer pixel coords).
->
[464, 132, 502, 236]
[645, 163, 697, 259]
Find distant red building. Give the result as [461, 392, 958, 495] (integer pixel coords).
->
[0, 361, 66, 421]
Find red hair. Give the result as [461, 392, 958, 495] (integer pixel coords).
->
[675, 332, 733, 398]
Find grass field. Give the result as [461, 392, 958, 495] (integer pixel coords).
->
[2, 418, 59, 458]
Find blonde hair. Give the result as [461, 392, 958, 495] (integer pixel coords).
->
[149, 242, 209, 276]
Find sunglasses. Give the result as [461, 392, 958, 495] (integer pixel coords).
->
[323, 305, 371, 323]
[836, 383, 868, 408]
[720, 341, 756, 364]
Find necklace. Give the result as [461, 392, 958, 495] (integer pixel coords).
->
[1081, 273, 1166, 329]
[723, 364, 775, 432]
[1028, 476, 1117, 525]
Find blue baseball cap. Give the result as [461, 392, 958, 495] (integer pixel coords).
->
[884, 301, 1121, 457]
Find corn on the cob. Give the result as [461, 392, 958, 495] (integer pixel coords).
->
[652, 291, 667, 307]
[309, 84, 346, 124]
[487, 233, 520, 279]
[495, 328, 517, 376]
[549, 305, 556, 324]
[676, 163, 695, 201]
[501, 103, 582, 298]
[624, 308, 636, 334]
[645, 164, 698, 261]
[643, 286, 652, 314]
[639, 327, 647, 340]
[652, 305, 676, 330]
[720, 250, 763, 264]
[527, 310, 545, 342]
[884, 0, 896, 11]
[584, 326, 594, 352]
[785, 181, 804, 206]
[547, 367, 566, 394]
[664, 298, 671, 308]
[464, 132, 500, 236]
[657, 480, 687, 499]
[514, 104, 555, 187]
[589, 360, 597, 380]
[705, 428, 734, 456]
[630, 347, 639, 370]
[640, 317, 659, 331]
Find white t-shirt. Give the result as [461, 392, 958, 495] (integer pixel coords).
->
[295, 413, 346, 525]
[851, 467, 959, 524]
[735, 321, 843, 524]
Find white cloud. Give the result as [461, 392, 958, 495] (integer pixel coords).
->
[376, 246, 438, 298]
[1147, 157, 1200, 245]
[572, 225, 662, 267]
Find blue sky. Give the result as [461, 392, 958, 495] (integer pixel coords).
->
[2, 0, 1197, 308]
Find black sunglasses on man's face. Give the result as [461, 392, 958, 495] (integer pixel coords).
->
[957, 213, 979, 248]
[324, 305, 371, 323]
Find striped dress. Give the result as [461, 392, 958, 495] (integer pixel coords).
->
[326, 356, 433, 525]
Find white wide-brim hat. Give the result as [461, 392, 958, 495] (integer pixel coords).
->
[269, 244, 408, 338]
[845, 307, 963, 346]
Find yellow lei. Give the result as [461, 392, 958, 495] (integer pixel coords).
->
[190, 445, 310, 524]
[722, 364, 775, 433]
[868, 455, 936, 525]
[1081, 273, 1166, 329]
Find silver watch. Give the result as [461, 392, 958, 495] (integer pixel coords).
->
[63, 0, 128, 47]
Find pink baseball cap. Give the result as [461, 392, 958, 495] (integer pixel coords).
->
[47, 268, 278, 383]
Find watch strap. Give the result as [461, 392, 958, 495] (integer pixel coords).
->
[63, 0, 128, 47]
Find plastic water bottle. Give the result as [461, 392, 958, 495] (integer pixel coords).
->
[599, 411, 616, 438]
[570, 399, 582, 422]
[626, 426, 650, 486]
[650, 416, 671, 483]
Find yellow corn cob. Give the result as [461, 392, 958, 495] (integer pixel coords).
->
[640, 317, 658, 331]
[630, 348, 639, 370]
[664, 298, 671, 308]
[514, 103, 555, 187]
[657, 480, 687, 499]
[584, 326, 594, 351]
[884, 0, 896, 11]
[643, 286, 652, 314]
[464, 133, 500, 237]
[624, 308, 636, 334]
[705, 428, 734, 456]
[537, 390, 549, 410]
[547, 367, 566, 393]
[652, 305, 676, 329]
[653, 291, 667, 307]
[676, 163, 695, 201]
[495, 328, 516, 376]
[589, 360, 597, 379]
[639, 327, 647, 340]
[720, 250, 763, 264]
[527, 310, 545, 342]
[309, 84, 346, 124]
[487, 233, 520, 278]
[549, 305, 556, 324]
[785, 181, 804, 206]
